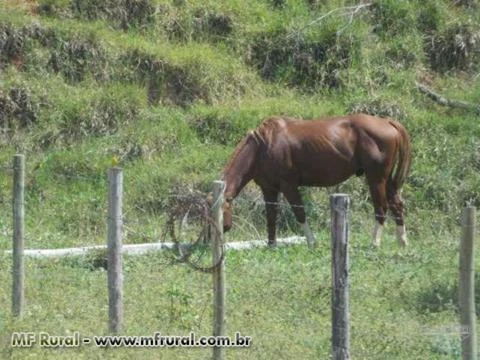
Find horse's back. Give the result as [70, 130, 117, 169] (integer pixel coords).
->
[347, 113, 403, 137]
[259, 113, 400, 133]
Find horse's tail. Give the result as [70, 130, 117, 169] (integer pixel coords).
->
[389, 120, 412, 190]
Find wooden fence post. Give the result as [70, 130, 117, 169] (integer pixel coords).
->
[108, 167, 124, 333]
[330, 194, 350, 360]
[211, 180, 225, 360]
[459, 205, 477, 360]
[12, 154, 25, 318]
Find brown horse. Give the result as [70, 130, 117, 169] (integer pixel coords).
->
[221, 113, 412, 248]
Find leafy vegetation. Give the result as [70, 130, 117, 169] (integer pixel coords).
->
[0, 0, 479, 358]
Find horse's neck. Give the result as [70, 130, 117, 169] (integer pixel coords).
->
[223, 135, 258, 199]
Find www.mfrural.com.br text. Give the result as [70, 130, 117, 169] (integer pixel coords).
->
[11, 331, 252, 348]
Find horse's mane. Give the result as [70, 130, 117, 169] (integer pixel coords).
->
[221, 133, 251, 178]
[252, 116, 294, 145]
[222, 116, 294, 178]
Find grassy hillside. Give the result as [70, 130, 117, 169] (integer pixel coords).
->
[1, 0, 479, 248]
[0, 0, 480, 358]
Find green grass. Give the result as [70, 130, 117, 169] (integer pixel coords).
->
[1, 0, 480, 358]
[0, 226, 475, 359]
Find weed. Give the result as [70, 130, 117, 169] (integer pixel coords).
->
[248, 23, 359, 90]
[0, 23, 25, 68]
[370, 0, 415, 37]
[425, 22, 480, 73]
[348, 99, 406, 120]
[0, 86, 38, 131]
[48, 36, 106, 82]
[69, 0, 155, 31]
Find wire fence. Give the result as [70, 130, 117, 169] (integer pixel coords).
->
[0, 154, 477, 359]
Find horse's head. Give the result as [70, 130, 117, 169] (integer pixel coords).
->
[219, 130, 262, 234]
[207, 191, 233, 233]
[222, 197, 233, 233]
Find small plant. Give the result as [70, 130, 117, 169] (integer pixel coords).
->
[69, 0, 155, 31]
[166, 284, 195, 328]
[0, 86, 38, 131]
[48, 36, 105, 83]
[0, 23, 25, 68]
[348, 99, 406, 120]
[370, 0, 415, 37]
[415, 280, 457, 313]
[83, 248, 108, 271]
[247, 23, 359, 90]
[165, 8, 233, 42]
[425, 22, 480, 73]
[189, 113, 239, 145]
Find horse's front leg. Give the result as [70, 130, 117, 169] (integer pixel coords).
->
[262, 188, 279, 246]
[282, 187, 317, 249]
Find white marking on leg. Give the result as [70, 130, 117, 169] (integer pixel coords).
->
[372, 222, 383, 247]
[300, 222, 317, 249]
[396, 224, 408, 247]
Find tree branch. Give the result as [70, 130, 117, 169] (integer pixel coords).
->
[416, 82, 480, 116]
[287, 3, 373, 39]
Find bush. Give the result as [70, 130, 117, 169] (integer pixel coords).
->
[0, 23, 25, 69]
[71, 0, 155, 31]
[165, 7, 234, 43]
[415, 272, 480, 314]
[247, 24, 359, 90]
[416, 2, 443, 34]
[189, 113, 240, 145]
[0, 86, 38, 130]
[425, 23, 480, 73]
[348, 99, 406, 120]
[452, 0, 478, 9]
[59, 89, 139, 139]
[122, 46, 255, 107]
[370, 0, 415, 37]
[48, 36, 106, 83]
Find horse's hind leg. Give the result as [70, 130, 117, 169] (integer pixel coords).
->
[262, 188, 279, 247]
[282, 187, 317, 249]
[367, 177, 388, 247]
[387, 181, 408, 246]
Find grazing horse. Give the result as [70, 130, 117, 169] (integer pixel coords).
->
[221, 113, 412, 248]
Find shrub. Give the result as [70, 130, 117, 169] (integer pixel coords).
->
[165, 8, 234, 42]
[48, 36, 106, 82]
[123, 50, 202, 106]
[425, 23, 480, 73]
[247, 25, 358, 90]
[193, 9, 233, 39]
[122, 47, 252, 107]
[348, 99, 406, 120]
[37, 0, 71, 18]
[58, 90, 139, 139]
[0, 87, 38, 130]
[384, 41, 417, 69]
[189, 113, 239, 145]
[370, 0, 415, 37]
[416, 2, 442, 34]
[415, 272, 480, 314]
[451, 0, 478, 9]
[71, 0, 155, 31]
[0, 23, 25, 69]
